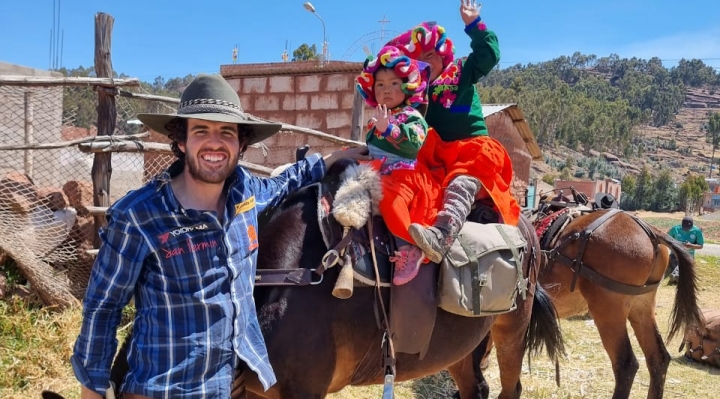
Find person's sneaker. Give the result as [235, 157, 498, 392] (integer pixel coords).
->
[390, 245, 424, 285]
[408, 224, 453, 264]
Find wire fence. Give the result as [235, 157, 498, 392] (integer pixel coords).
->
[0, 77, 362, 307]
[0, 81, 177, 307]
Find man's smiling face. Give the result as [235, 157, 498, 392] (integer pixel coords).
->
[179, 119, 242, 184]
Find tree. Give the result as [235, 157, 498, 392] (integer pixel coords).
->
[678, 174, 709, 215]
[620, 175, 636, 210]
[650, 169, 677, 211]
[292, 44, 319, 62]
[633, 167, 654, 211]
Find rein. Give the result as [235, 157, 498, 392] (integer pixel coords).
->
[368, 215, 396, 398]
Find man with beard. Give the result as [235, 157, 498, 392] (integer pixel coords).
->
[71, 74, 369, 399]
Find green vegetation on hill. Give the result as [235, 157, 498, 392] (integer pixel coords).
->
[479, 53, 720, 157]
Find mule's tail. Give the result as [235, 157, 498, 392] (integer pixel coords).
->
[656, 233, 704, 342]
[525, 284, 566, 363]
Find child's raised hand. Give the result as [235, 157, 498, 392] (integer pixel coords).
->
[373, 104, 390, 134]
[460, 0, 481, 25]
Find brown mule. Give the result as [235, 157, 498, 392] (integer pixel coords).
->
[236, 174, 563, 399]
[478, 209, 703, 399]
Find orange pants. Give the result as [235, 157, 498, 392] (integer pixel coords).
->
[378, 164, 443, 244]
[416, 129, 521, 226]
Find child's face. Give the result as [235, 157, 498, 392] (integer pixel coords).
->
[373, 68, 406, 108]
[421, 49, 443, 81]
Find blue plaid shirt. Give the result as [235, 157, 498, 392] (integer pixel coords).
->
[71, 154, 326, 398]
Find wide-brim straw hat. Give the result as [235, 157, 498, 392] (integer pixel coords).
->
[137, 73, 282, 145]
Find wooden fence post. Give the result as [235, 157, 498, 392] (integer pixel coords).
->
[92, 12, 116, 248]
[349, 90, 364, 142]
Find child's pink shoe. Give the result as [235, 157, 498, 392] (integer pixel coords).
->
[390, 245, 424, 285]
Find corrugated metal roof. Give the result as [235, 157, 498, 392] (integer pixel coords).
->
[483, 103, 543, 161]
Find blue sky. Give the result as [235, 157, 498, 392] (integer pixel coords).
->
[1, 0, 718, 82]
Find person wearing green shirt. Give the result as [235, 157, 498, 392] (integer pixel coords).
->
[668, 216, 704, 257]
[386, 0, 521, 264]
[667, 215, 704, 284]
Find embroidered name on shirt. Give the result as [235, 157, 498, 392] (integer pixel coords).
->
[162, 239, 218, 259]
[235, 196, 256, 215]
[158, 222, 211, 244]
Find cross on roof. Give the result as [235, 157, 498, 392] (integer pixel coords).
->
[378, 15, 390, 44]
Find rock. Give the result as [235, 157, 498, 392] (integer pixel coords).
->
[69, 215, 95, 246]
[685, 102, 708, 108]
[0, 269, 7, 298]
[0, 171, 38, 214]
[588, 149, 601, 157]
[603, 152, 620, 162]
[37, 187, 69, 211]
[62, 181, 93, 217]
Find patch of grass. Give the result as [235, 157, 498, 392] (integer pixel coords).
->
[0, 299, 81, 399]
[333, 256, 720, 398]
[2, 258, 718, 399]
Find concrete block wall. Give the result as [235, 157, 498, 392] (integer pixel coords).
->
[222, 62, 367, 170]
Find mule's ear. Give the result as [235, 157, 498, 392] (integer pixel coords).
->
[41, 391, 66, 399]
[323, 158, 359, 189]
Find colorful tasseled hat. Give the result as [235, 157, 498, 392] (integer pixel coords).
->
[355, 46, 431, 108]
[386, 21, 455, 68]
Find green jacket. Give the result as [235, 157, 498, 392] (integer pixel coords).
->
[366, 106, 428, 160]
[426, 19, 500, 141]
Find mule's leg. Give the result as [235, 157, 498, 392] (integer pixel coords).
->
[447, 345, 490, 399]
[490, 312, 528, 399]
[584, 291, 638, 399]
[628, 293, 670, 399]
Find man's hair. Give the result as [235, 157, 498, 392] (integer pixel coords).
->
[164, 118, 255, 162]
[682, 216, 694, 230]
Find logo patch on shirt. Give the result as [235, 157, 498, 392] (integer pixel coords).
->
[235, 196, 256, 215]
[158, 222, 210, 244]
[247, 225, 259, 251]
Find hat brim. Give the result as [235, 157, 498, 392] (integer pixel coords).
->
[137, 112, 282, 146]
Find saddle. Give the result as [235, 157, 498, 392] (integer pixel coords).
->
[317, 163, 439, 359]
[323, 168, 525, 358]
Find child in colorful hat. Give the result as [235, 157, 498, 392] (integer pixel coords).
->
[386, 0, 521, 264]
[356, 45, 441, 285]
